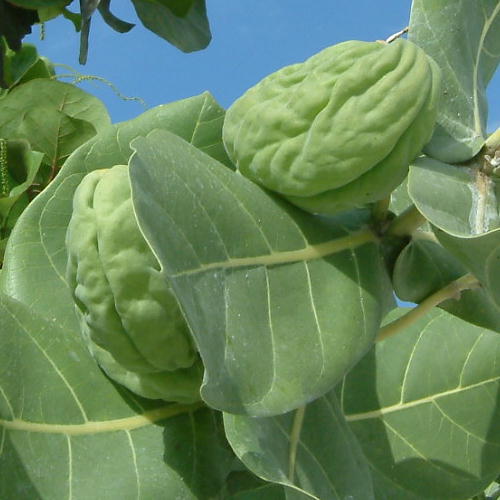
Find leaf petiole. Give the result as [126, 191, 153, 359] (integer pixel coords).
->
[385, 204, 427, 237]
[376, 273, 481, 342]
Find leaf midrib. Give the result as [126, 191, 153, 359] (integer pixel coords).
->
[171, 229, 377, 277]
[344, 375, 500, 422]
[0, 402, 204, 435]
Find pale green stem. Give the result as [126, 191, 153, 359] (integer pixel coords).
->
[386, 205, 427, 237]
[288, 406, 306, 482]
[0, 401, 206, 435]
[377, 274, 481, 342]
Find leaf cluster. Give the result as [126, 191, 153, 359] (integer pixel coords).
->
[0, 1, 499, 499]
[0, 0, 211, 67]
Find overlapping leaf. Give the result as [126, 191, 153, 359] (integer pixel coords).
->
[222, 307, 500, 499]
[0, 92, 230, 331]
[342, 308, 500, 499]
[409, 0, 500, 163]
[129, 128, 393, 417]
[393, 238, 500, 332]
[0, 292, 233, 499]
[0, 91, 237, 500]
[408, 156, 500, 309]
[224, 392, 374, 500]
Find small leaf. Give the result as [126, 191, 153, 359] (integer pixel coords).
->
[16, 108, 98, 170]
[0, 139, 44, 218]
[2, 43, 38, 87]
[409, 1, 500, 162]
[131, 0, 211, 52]
[409, 156, 500, 236]
[0, 79, 111, 137]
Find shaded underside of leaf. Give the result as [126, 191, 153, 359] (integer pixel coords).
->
[224, 392, 375, 500]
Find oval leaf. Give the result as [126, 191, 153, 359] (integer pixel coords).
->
[409, 0, 500, 163]
[129, 128, 393, 416]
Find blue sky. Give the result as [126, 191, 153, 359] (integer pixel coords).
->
[24, 1, 500, 130]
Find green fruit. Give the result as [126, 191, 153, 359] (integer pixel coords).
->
[66, 164, 203, 402]
[223, 39, 441, 215]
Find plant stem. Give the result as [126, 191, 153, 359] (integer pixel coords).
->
[385, 205, 427, 237]
[377, 274, 481, 342]
[288, 405, 306, 482]
[385, 26, 408, 43]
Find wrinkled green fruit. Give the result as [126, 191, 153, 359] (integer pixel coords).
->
[66, 165, 203, 402]
[223, 38, 441, 215]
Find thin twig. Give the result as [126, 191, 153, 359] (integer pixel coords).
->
[386, 27, 409, 43]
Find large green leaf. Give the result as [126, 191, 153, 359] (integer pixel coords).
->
[224, 392, 375, 499]
[408, 1, 500, 163]
[342, 308, 500, 499]
[131, 0, 211, 52]
[0, 92, 230, 332]
[129, 128, 393, 416]
[408, 156, 500, 308]
[393, 238, 500, 332]
[0, 292, 233, 499]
